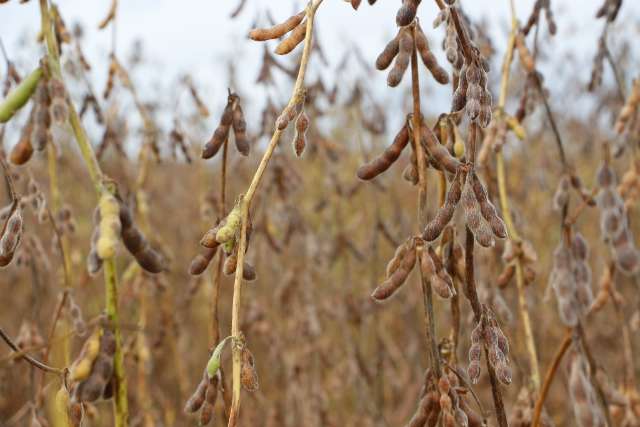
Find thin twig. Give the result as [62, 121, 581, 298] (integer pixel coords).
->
[0, 327, 65, 376]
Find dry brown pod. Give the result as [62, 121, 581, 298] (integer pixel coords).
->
[240, 346, 259, 392]
[423, 168, 462, 241]
[396, 0, 420, 27]
[420, 122, 461, 174]
[249, 11, 305, 41]
[371, 239, 416, 301]
[275, 19, 307, 55]
[415, 23, 449, 84]
[357, 124, 409, 180]
[232, 104, 250, 156]
[387, 27, 412, 87]
[189, 247, 217, 276]
[470, 171, 507, 239]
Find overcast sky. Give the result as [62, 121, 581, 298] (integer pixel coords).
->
[1, 0, 639, 143]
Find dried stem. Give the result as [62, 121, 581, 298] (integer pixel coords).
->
[495, 2, 541, 391]
[227, 1, 324, 425]
[531, 330, 571, 427]
[411, 22, 441, 378]
[0, 327, 65, 376]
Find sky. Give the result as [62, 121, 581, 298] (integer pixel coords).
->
[0, 0, 639, 145]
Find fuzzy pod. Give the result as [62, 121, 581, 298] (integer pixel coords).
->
[189, 247, 217, 276]
[69, 330, 101, 382]
[357, 124, 409, 180]
[240, 347, 259, 392]
[495, 362, 512, 385]
[385, 241, 409, 277]
[470, 172, 507, 239]
[184, 372, 208, 414]
[387, 28, 413, 87]
[396, 0, 420, 27]
[0, 66, 43, 123]
[216, 205, 242, 243]
[275, 20, 307, 55]
[462, 175, 494, 248]
[375, 34, 400, 71]
[249, 11, 305, 41]
[0, 205, 23, 265]
[423, 168, 462, 241]
[596, 163, 615, 188]
[200, 226, 221, 249]
[420, 123, 461, 174]
[451, 66, 468, 112]
[10, 111, 35, 165]
[415, 24, 449, 84]
[96, 193, 121, 259]
[232, 104, 250, 156]
[293, 111, 309, 157]
[222, 253, 257, 281]
[467, 360, 481, 384]
[371, 241, 416, 300]
[48, 78, 68, 124]
[497, 264, 515, 288]
[199, 402, 214, 426]
[202, 126, 229, 159]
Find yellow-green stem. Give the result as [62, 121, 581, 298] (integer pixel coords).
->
[39, 1, 127, 424]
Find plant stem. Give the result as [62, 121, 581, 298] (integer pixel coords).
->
[227, 2, 323, 425]
[410, 22, 441, 378]
[0, 328, 64, 376]
[531, 330, 571, 427]
[38, 1, 128, 424]
[494, 2, 541, 391]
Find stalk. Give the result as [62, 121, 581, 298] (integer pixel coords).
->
[227, 2, 324, 425]
[38, 1, 127, 424]
[494, 0, 541, 390]
[410, 22, 441, 378]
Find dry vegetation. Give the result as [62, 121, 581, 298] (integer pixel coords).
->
[0, 0, 639, 426]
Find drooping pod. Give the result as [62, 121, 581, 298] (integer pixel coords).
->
[118, 201, 165, 273]
[415, 23, 449, 84]
[470, 171, 507, 239]
[396, 0, 421, 27]
[461, 173, 494, 248]
[274, 18, 308, 55]
[0, 66, 43, 123]
[202, 94, 235, 159]
[357, 124, 409, 180]
[0, 203, 23, 267]
[420, 123, 461, 174]
[249, 12, 305, 41]
[375, 34, 400, 71]
[222, 252, 257, 281]
[232, 104, 250, 156]
[371, 238, 417, 301]
[387, 27, 413, 87]
[423, 168, 462, 241]
[293, 110, 309, 157]
[9, 108, 35, 165]
[189, 247, 217, 276]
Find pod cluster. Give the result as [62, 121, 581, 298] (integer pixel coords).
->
[202, 92, 250, 159]
[451, 58, 492, 128]
[548, 234, 594, 327]
[596, 161, 640, 275]
[406, 368, 479, 427]
[69, 327, 116, 404]
[568, 351, 606, 427]
[191, 202, 257, 281]
[249, 10, 308, 56]
[375, 23, 449, 88]
[423, 169, 506, 247]
[467, 308, 512, 386]
[184, 370, 220, 426]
